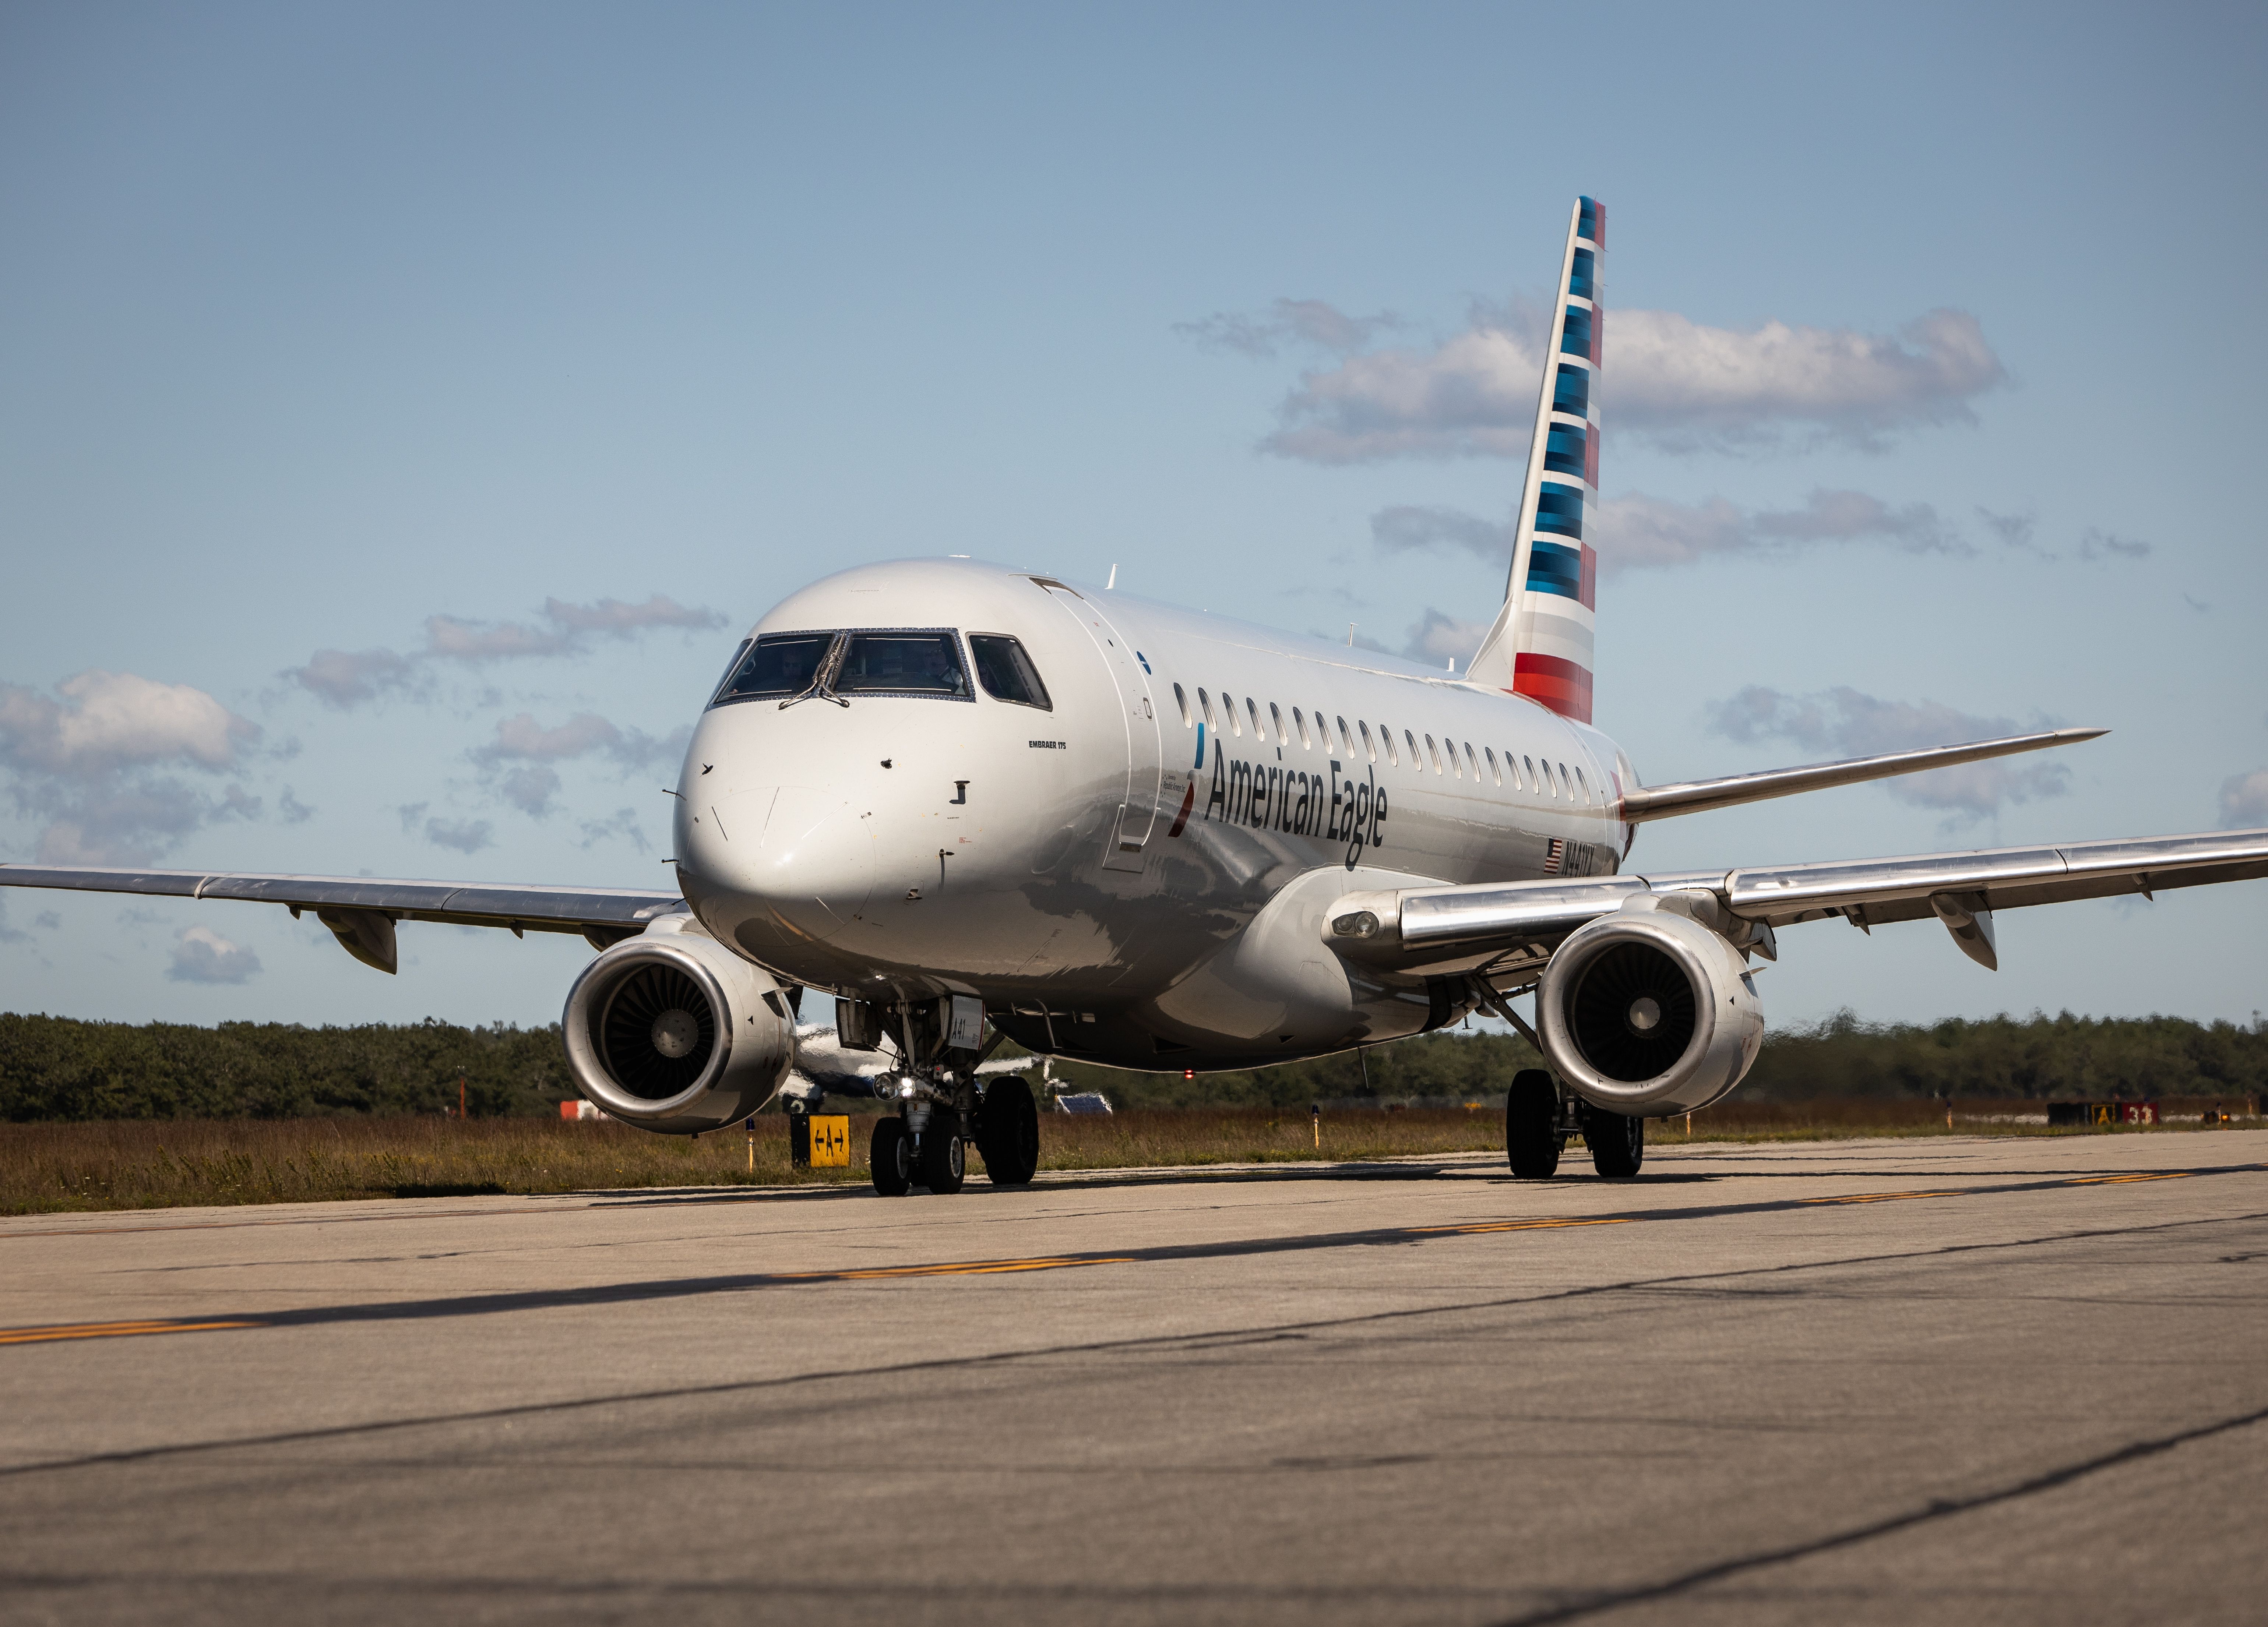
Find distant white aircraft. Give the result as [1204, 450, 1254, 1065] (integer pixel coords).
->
[8, 199, 2264, 1194]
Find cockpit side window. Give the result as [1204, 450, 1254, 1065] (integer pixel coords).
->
[834, 631, 971, 698]
[711, 632, 837, 706]
[968, 634, 1053, 711]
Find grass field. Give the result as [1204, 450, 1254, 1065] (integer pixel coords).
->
[0, 1102, 2258, 1217]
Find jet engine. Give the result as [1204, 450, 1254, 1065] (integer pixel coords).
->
[1536, 900, 1764, 1116]
[561, 914, 797, 1134]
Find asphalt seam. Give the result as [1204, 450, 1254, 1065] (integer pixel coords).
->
[1486, 1401, 2268, 1626]
[5, 1202, 2262, 1482]
[4, 1163, 2258, 1346]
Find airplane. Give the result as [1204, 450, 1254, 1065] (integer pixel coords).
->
[7, 197, 2265, 1194]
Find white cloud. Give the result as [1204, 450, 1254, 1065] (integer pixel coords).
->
[2078, 527, 2151, 562]
[1403, 609, 1492, 668]
[284, 592, 731, 707]
[1176, 298, 1402, 359]
[541, 594, 727, 636]
[497, 766, 563, 816]
[1237, 301, 2003, 463]
[1373, 489, 1961, 575]
[469, 712, 688, 818]
[0, 671, 264, 863]
[476, 712, 627, 763]
[0, 670, 257, 775]
[1707, 685, 2071, 820]
[2223, 769, 2268, 828]
[168, 924, 261, 984]
[290, 647, 423, 708]
[423, 816, 495, 854]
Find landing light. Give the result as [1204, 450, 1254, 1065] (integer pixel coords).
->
[1332, 911, 1380, 939]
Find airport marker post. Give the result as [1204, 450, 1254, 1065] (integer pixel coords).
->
[1311, 1102, 1320, 1150]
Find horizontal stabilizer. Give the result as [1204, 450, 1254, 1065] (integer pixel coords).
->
[1619, 728, 2107, 824]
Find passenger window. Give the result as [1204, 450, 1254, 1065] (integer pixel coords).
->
[1270, 702, 1288, 744]
[1198, 688, 1215, 726]
[967, 635, 1050, 709]
[1223, 692, 1241, 735]
[1485, 747, 1501, 786]
[1172, 683, 1192, 727]
[1556, 761, 1570, 798]
[1464, 743, 1479, 780]
[1380, 725, 1398, 767]
[1291, 707, 1311, 748]
[1357, 720, 1376, 763]
[1336, 716, 1353, 754]
[1248, 697, 1264, 740]
[1575, 766, 1588, 803]
[1523, 755, 1538, 793]
[711, 631, 838, 706]
[1416, 732, 1433, 772]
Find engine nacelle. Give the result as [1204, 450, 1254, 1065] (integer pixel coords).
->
[561, 915, 797, 1134]
[1536, 902, 1764, 1116]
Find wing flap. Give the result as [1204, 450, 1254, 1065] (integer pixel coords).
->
[1322, 829, 2268, 975]
[1729, 830, 2268, 927]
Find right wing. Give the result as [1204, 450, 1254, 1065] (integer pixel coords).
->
[1325, 827, 2268, 980]
[0, 864, 685, 974]
[1617, 728, 2105, 823]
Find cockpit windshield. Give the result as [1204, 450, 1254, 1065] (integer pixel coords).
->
[834, 632, 969, 697]
[710, 633, 836, 705]
[708, 628, 975, 709]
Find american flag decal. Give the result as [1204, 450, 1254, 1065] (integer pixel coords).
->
[1545, 837, 1567, 875]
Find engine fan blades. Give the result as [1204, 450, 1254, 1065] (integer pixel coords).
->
[1568, 942, 1697, 1082]
[598, 962, 718, 1099]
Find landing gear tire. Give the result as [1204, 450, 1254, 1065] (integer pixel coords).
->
[1505, 1069, 1563, 1179]
[918, 1109, 966, 1195]
[871, 1117, 912, 1196]
[977, 1077, 1040, 1186]
[1582, 1102, 1644, 1179]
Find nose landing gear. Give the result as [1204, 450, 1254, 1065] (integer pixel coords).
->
[857, 996, 1041, 1196]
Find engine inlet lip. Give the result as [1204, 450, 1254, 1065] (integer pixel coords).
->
[1538, 914, 1718, 1110]
[564, 939, 735, 1119]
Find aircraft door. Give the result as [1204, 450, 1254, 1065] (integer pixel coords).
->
[1036, 583, 1163, 872]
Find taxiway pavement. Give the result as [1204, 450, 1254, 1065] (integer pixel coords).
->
[3, 1129, 2264, 1625]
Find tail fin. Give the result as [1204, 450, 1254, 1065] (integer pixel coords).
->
[1466, 196, 1603, 723]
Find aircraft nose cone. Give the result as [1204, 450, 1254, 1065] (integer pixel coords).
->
[683, 785, 874, 948]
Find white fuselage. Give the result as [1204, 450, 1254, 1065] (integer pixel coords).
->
[674, 558, 1633, 1071]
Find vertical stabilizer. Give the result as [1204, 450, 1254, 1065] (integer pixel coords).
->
[1466, 196, 1603, 722]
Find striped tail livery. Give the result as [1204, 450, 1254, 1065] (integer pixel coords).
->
[1468, 195, 1603, 723]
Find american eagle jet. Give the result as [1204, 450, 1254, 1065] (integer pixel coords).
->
[10, 199, 2264, 1192]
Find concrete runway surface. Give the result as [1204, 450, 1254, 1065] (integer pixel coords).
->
[2, 1129, 2264, 1626]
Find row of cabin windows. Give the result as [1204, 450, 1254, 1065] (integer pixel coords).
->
[1170, 682, 1597, 807]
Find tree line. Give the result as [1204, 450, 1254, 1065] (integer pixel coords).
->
[1, 1007, 2262, 1122]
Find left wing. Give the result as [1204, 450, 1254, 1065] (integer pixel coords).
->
[1325, 827, 2268, 979]
[0, 864, 685, 974]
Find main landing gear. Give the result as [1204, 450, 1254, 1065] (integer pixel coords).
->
[1504, 1069, 1645, 1180]
[868, 1075, 1040, 1196]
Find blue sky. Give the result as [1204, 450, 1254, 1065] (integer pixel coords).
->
[3, 1, 2263, 1033]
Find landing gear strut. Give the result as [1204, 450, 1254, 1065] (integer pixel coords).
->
[857, 995, 1042, 1196]
[1505, 1072, 1645, 1179]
